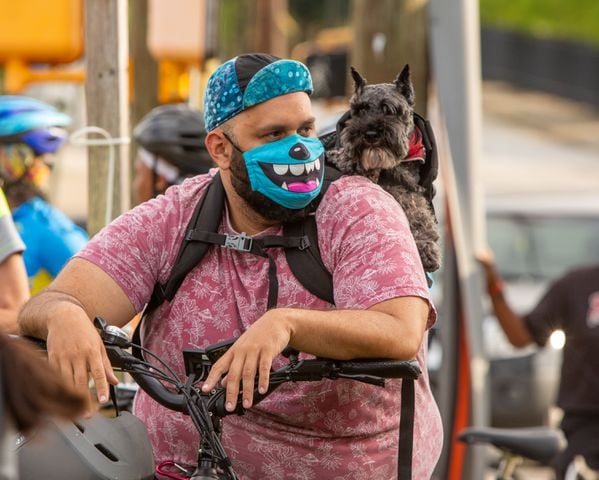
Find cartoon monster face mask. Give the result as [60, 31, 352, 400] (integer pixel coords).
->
[228, 133, 325, 210]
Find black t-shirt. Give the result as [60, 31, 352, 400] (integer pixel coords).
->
[524, 265, 599, 414]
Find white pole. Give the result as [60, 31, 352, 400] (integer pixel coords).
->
[429, 0, 489, 478]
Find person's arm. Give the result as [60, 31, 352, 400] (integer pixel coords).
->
[478, 249, 533, 348]
[0, 252, 29, 334]
[18, 257, 136, 403]
[202, 294, 430, 411]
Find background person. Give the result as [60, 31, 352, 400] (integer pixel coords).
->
[0, 332, 86, 480]
[479, 249, 599, 479]
[132, 103, 213, 204]
[0, 96, 88, 294]
[18, 53, 442, 478]
[0, 186, 28, 333]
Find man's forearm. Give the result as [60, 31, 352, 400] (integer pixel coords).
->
[281, 297, 428, 360]
[18, 290, 88, 339]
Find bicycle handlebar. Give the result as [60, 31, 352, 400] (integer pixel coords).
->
[24, 321, 422, 420]
[107, 341, 421, 418]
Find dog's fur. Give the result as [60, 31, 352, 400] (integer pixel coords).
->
[327, 65, 441, 273]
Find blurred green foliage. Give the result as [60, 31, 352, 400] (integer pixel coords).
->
[480, 0, 599, 46]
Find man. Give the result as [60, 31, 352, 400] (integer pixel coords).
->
[0, 96, 88, 294]
[479, 250, 599, 478]
[132, 103, 213, 204]
[0, 186, 28, 333]
[19, 54, 442, 478]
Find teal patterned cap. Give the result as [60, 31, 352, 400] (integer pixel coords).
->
[203, 53, 313, 132]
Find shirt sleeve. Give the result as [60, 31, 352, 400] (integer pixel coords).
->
[0, 189, 25, 263]
[317, 176, 436, 327]
[76, 184, 198, 312]
[524, 274, 569, 347]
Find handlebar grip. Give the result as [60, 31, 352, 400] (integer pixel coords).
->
[335, 359, 421, 380]
[105, 346, 188, 414]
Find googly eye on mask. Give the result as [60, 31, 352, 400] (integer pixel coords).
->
[235, 134, 325, 210]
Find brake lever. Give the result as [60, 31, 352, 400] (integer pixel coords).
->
[94, 316, 131, 348]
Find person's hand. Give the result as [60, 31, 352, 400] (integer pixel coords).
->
[476, 248, 505, 299]
[476, 247, 496, 270]
[46, 303, 119, 413]
[201, 309, 293, 412]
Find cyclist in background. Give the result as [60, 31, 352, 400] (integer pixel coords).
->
[0, 96, 88, 294]
[480, 249, 599, 479]
[0, 186, 28, 333]
[132, 103, 213, 204]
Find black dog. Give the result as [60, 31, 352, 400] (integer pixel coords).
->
[327, 65, 441, 273]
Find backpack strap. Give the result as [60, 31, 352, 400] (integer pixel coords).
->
[412, 112, 438, 221]
[283, 165, 342, 305]
[284, 215, 334, 305]
[147, 172, 226, 312]
[133, 173, 226, 359]
[398, 378, 415, 480]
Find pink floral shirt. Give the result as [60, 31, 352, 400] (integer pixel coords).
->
[79, 171, 443, 479]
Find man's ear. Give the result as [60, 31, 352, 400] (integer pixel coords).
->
[205, 130, 233, 169]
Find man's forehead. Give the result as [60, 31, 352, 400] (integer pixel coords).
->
[233, 93, 313, 129]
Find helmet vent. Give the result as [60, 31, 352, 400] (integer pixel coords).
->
[94, 443, 119, 462]
[73, 421, 85, 433]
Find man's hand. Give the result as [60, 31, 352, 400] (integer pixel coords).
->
[201, 310, 293, 411]
[46, 303, 119, 410]
[18, 258, 137, 409]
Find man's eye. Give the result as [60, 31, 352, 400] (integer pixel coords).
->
[299, 126, 314, 137]
[265, 131, 283, 140]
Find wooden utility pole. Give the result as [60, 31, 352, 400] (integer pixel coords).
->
[351, 0, 429, 115]
[129, 0, 158, 205]
[84, 0, 130, 235]
[255, 0, 288, 57]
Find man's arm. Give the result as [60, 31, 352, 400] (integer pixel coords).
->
[202, 295, 430, 411]
[479, 250, 533, 348]
[18, 257, 137, 403]
[0, 252, 29, 334]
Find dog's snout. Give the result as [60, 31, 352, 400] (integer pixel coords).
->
[364, 130, 379, 140]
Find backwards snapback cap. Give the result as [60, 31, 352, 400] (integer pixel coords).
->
[203, 53, 313, 132]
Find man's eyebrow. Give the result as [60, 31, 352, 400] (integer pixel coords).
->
[256, 117, 316, 134]
[301, 117, 316, 127]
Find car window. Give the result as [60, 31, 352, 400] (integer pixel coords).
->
[488, 214, 599, 281]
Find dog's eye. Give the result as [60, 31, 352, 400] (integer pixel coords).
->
[354, 104, 369, 116]
[381, 104, 396, 116]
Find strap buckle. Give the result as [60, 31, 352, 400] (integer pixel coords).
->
[299, 236, 311, 250]
[224, 232, 253, 252]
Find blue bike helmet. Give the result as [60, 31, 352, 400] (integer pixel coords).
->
[0, 96, 71, 155]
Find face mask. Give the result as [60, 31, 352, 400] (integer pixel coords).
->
[228, 133, 325, 210]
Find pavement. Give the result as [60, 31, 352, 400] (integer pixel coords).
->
[480, 80, 599, 196]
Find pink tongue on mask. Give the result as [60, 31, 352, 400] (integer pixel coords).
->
[287, 180, 318, 193]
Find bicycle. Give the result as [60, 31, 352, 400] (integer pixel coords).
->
[458, 425, 599, 480]
[17, 317, 422, 480]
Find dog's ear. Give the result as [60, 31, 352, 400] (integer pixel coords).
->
[350, 66, 367, 94]
[394, 64, 415, 106]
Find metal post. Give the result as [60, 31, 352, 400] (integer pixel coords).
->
[428, 0, 489, 478]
